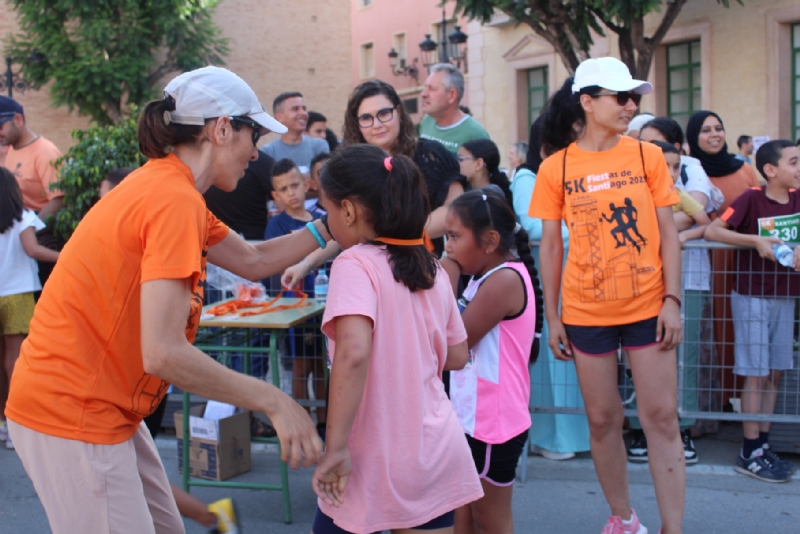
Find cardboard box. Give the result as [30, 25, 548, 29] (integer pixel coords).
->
[174, 404, 251, 481]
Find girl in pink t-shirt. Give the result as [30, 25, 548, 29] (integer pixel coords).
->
[443, 188, 543, 534]
[312, 144, 483, 534]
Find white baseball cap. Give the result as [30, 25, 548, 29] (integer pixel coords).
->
[163, 66, 287, 134]
[572, 57, 653, 95]
[626, 113, 655, 135]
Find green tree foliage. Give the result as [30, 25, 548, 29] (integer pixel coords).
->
[51, 111, 145, 240]
[5, 0, 228, 125]
[454, 0, 741, 79]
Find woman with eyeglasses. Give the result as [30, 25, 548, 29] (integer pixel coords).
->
[529, 58, 685, 534]
[282, 79, 464, 287]
[5, 66, 327, 533]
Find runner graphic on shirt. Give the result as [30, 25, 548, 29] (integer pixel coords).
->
[569, 195, 654, 304]
[602, 198, 647, 252]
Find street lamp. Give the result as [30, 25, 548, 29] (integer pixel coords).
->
[1, 53, 43, 98]
[387, 48, 420, 85]
[418, 7, 468, 72]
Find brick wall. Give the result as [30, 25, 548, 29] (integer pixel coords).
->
[0, 0, 351, 152]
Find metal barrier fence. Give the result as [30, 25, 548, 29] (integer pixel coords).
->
[529, 241, 800, 433]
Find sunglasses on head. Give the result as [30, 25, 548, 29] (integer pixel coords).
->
[0, 112, 16, 125]
[230, 116, 266, 146]
[591, 91, 642, 107]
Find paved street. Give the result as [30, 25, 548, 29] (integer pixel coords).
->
[1, 424, 798, 533]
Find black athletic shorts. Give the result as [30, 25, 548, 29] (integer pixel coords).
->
[564, 316, 659, 356]
[312, 507, 455, 534]
[466, 428, 529, 486]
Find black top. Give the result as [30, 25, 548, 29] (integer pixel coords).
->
[414, 138, 465, 210]
[203, 151, 274, 240]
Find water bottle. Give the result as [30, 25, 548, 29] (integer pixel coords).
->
[772, 243, 794, 268]
[313, 269, 329, 304]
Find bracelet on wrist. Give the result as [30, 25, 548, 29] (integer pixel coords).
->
[306, 222, 327, 249]
[662, 294, 681, 308]
[302, 258, 313, 271]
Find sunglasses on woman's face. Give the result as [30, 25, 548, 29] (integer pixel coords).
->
[592, 91, 642, 107]
[230, 116, 266, 146]
[357, 107, 396, 129]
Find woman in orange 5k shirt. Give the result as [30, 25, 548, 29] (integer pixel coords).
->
[529, 58, 684, 534]
[6, 67, 327, 534]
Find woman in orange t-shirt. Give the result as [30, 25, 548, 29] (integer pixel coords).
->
[529, 58, 685, 534]
[5, 67, 328, 533]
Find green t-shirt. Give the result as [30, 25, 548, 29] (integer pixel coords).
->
[418, 114, 490, 153]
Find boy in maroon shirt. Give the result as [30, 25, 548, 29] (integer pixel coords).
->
[706, 139, 800, 483]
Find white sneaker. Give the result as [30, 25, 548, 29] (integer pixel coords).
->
[5, 436, 14, 450]
[531, 444, 575, 461]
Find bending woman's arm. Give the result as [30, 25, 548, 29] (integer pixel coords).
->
[140, 277, 323, 469]
[208, 218, 332, 282]
[655, 206, 683, 350]
[540, 219, 572, 360]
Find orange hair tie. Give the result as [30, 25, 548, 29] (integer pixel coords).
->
[374, 237, 425, 246]
[384, 157, 393, 171]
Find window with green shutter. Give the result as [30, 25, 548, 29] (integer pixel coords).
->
[667, 40, 701, 131]
[527, 66, 548, 131]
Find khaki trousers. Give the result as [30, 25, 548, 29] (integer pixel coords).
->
[8, 419, 185, 534]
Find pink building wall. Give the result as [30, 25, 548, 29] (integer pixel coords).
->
[350, 0, 469, 123]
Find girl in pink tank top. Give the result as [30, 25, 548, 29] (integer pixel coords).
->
[443, 187, 544, 534]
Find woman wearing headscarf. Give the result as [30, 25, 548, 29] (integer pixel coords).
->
[686, 110, 761, 415]
[685, 111, 760, 212]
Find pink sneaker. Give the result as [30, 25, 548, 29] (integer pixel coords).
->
[600, 509, 648, 534]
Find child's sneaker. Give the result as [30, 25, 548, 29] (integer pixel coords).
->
[627, 432, 648, 463]
[681, 430, 698, 464]
[0, 421, 8, 442]
[5, 436, 14, 450]
[760, 444, 796, 475]
[734, 448, 790, 483]
[208, 497, 239, 533]
[600, 508, 648, 534]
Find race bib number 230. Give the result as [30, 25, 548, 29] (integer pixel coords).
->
[759, 213, 800, 244]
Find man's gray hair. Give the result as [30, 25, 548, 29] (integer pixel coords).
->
[430, 63, 464, 103]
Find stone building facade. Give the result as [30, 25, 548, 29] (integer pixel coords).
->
[0, 0, 352, 151]
[468, 0, 800, 168]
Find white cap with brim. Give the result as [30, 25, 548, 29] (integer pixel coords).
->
[626, 113, 655, 135]
[163, 66, 287, 134]
[572, 57, 653, 95]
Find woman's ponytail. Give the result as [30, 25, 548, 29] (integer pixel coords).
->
[542, 78, 592, 154]
[137, 96, 204, 159]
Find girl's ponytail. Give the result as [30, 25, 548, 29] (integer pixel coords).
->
[514, 227, 544, 364]
[378, 154, 437, 291]
[320, 145, 437, 292]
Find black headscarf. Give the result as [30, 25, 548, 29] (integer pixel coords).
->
[685, 110, 745, 178]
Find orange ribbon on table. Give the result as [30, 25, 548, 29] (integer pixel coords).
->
[207, 289, 312, 317]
